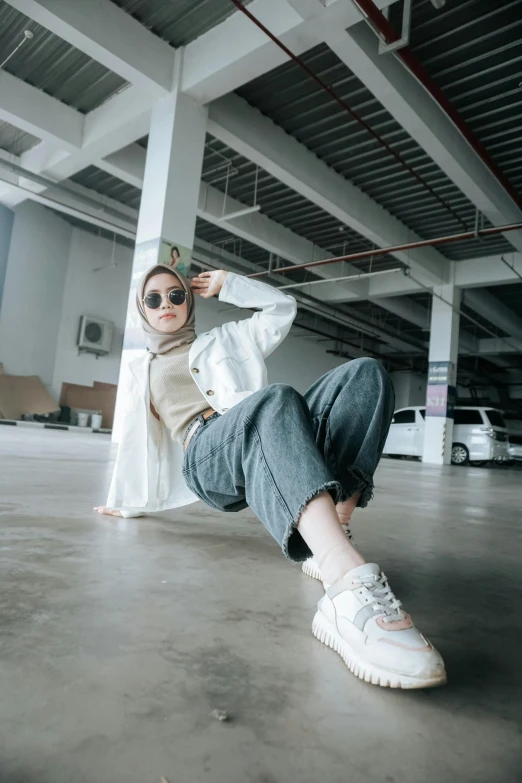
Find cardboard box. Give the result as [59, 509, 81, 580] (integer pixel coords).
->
[0, 375, 59, 420]
[59, 382, 117, 429]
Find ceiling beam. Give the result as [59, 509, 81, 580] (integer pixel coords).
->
[454, 253, 522, 289]
[375, 294, 483, 356]
[207, 93, 447, 287]
[0, 69, 83, 149]
[341, 254, 522, 299]
[479, 337, 522, 355]
[1, 84, 153, 208]
[327, 22, 522, 253]
[96, 145, 367, 303]
[6, 0, 397, 106]
[464, 289, 522, 343]
[0, 1, 387, 210]
[182, 0, 398, 103]
[4, 0, 176, 95]
[375, 296, 429, 330]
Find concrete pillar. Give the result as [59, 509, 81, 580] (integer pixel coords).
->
[113, 55, 208, 439]
[422, 284, 460, 465]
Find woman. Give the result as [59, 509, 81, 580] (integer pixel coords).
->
[95, 264, 446, 690]
[169, 245, 186, 276]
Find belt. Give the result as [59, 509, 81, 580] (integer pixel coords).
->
[183, 408, 216, 452]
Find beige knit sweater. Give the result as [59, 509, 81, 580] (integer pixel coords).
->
[149, 344, 211, 445]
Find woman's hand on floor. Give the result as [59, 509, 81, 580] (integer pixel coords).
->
[93, 506, 123, 517]
[191, 270, 228, 299]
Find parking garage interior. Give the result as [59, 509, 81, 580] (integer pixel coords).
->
[0, 1, 521, 782]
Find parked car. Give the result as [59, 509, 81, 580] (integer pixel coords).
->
[506, 420, 522, 463]
[508, 434, 522, 463]
[382, 406, 510, 466]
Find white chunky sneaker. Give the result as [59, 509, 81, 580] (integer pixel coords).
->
[302, 524, 354, 582]
[312, 563, 447, 689]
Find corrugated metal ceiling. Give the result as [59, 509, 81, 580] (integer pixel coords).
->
[203, 136, 511, 265]
[404, 0, 522, 199]
[0, 0, 517, 263]
[237, 0, 519, 261]
[1, 0, 520, 357]
[72, 135, 403, 277]
[110, 0, 251, 46]
[0, 120, 39, 155]
[203, 136, 402, 274]
[0, 0, 127, 113]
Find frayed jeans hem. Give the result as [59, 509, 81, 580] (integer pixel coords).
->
[337, 466, 374, 509]
[282, 480, 342, 563]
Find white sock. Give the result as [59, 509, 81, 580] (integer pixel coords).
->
[297, 493, 364, 585]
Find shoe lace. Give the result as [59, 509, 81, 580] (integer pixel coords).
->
[356, 571, 404, 624]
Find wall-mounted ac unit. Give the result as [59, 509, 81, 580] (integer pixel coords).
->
[77, 315, 113, 356]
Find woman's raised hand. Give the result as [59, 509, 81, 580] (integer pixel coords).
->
[93, 506, 123, 517]
[191, 270, 228, 299]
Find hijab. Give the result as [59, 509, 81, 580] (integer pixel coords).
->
[137, 263, 196, 354]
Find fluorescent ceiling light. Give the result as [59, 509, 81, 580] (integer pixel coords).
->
[217, 205, 261, 222]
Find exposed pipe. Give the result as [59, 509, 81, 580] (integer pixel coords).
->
[352, 0, 522, 213]
[247, 221, 522, 279]
[278, 266, 402, 290]
[229, 0, 468, 231]
[0, 174, 136, 240]
[0, 158, 134, 224]
[3, 158, 520, 291]
[193, 241, 425, 351]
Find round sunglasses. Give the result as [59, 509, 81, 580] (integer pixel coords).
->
[143, 289, 187, 309]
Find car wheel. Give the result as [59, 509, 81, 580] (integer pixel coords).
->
[469, 460, 487, 467]
[451, 443, 469, 465]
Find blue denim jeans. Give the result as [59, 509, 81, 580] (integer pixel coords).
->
[182, 358, 394, 562]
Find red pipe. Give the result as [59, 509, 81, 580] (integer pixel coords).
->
[230, 0, 468, 231]
[247, 220, 522, 278]
[353, 0, 522, 213]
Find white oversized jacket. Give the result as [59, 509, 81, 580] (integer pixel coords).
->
[106, 272, 297, 517]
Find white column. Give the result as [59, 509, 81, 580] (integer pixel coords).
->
[113, 58, 208, 440]
[422, 284, 460, 465]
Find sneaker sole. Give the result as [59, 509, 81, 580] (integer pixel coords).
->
[302, 559, 322, 581]
[312, 609, 447, 690]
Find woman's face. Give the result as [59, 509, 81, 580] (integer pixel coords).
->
[143, 273, 188, 333]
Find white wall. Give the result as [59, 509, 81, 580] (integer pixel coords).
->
[51, 229, 133, 398]
[0, 202, 72, 389]
[390, 370, 427, 409]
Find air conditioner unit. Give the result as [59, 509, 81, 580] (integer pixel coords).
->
[77, 315, 113, 356]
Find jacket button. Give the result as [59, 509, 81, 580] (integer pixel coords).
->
[192, 367, 199, 374]
[222, 408, 228, 412]
[207, 390, 214, 396]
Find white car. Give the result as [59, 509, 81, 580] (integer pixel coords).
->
[383, 406, 510, 466]
[507, 427, 522, 463]
[508, 436, 522, 462]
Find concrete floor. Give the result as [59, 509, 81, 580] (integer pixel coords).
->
[0, 427, 521, 783]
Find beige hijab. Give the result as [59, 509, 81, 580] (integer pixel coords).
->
[137, 264, 196, 354]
